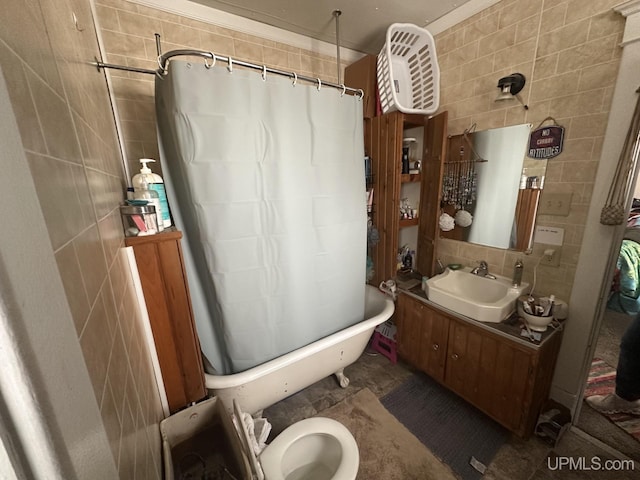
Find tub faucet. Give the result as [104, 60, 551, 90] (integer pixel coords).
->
[512, 259, 524, 287]
[470, 260, 496, 279]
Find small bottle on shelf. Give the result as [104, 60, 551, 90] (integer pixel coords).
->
[402, 147, 410, 174]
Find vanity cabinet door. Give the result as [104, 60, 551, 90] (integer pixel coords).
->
[419, 303, 449, 382]
[445, 318, 484, 402]
[396, 293, 448, 382]
[445, 317, 534, 433]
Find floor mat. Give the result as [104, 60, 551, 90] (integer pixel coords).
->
[381, 372, 509, 480]
[584, 357, 640, 443]
[319, 388, 457, 480]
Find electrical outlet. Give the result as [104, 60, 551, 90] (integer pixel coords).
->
[540, 247, 561, 267]
[538, 192, 572, 216]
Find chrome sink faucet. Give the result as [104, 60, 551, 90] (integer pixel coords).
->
[470, 260, 496, 279]
[512, 259, 524, 287]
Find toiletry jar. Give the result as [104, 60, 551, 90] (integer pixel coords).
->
[120, 204, 158, 237]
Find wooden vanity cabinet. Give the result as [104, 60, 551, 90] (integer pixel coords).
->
[125, 229, 206, 413]
[396, 292, 563, 437]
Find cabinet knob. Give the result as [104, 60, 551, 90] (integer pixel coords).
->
[432, 343, 439, 351]
[451, 353, 459, 360]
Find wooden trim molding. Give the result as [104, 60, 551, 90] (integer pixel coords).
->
[615, 0, 640, 45]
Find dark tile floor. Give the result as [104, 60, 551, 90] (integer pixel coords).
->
[263, 350, 640, 480]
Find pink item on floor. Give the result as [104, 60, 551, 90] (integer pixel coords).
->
[371, 332, 397, 364]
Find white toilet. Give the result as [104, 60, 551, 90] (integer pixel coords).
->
[233, 400, 359, 480]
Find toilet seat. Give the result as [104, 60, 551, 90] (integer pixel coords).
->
[233, 400, 359, 480]
[261, 417, 359, 480]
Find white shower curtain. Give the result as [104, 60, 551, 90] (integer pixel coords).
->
[155, 60, 366, 375]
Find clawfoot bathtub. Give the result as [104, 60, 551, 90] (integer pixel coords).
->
[205, 285, 394, 414]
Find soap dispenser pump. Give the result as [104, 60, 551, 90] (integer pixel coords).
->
[133, 175, 164, 232]
[512, 259, 524, 287]
[132, 159, 171, 228]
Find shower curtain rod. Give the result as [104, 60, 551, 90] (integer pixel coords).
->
[158, 49, 363, 97]
[93, 48, 364, 98]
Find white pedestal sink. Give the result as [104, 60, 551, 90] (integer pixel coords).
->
[425, 267, 529, 323]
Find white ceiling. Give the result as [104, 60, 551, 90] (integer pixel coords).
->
[189, 0, 475, 54]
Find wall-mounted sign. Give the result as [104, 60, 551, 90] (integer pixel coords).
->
[528, 124, 564, 159]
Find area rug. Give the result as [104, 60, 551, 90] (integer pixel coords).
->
[381, 373, 509, 480]
[318, 387, 457, 480]
[584, 357, 640, 443]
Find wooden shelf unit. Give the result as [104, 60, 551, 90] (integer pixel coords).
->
[399, 218, 419, 228]
[401, 173, 422, 183]
[125, 229, 206, 413]
[363, 111, 447, 285]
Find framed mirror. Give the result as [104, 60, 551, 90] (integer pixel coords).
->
[440, 123, 548, 252]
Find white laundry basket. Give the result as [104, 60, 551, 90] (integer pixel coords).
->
[377, 23, 440, 115]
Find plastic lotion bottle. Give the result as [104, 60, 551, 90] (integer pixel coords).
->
[132, 158, 171, 228]
[133, 175, 164, 232]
